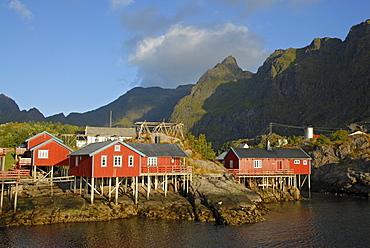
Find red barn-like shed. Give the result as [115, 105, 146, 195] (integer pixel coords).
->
[224, 147, 311, 175]
[30, 138, 72, 167]
[68, 140, 144, 178]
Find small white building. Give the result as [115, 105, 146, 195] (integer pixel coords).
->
[76, 126, 137, 147]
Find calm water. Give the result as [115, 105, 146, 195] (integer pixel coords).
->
[1, 193, 369, 248]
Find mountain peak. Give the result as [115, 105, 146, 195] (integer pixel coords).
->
[220, 55, 238, 66]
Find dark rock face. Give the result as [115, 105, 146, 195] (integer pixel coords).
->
[188, 177, 265, 225]
[309, 135, 370, 197]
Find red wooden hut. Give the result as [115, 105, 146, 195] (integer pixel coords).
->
[224, 147, 311, 191]
[68, 140, 190, 204]
[68, 140, 144, 178]
[224, 147, 311, 175]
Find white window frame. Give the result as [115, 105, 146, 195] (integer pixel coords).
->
[148, 157, 157, 166]
[128, 155, 134, 167]
[254, 160, 262, 168]
[101, 155, 107, 167]
[294, 160, 300, 164]
[113, 155, 122, 167]
[114, 145, 121, 151]
[229, 160, 234, 168]
[303, 160, 308, 165]
[75, 156, 79, 167]
[38, 149, 49, 159]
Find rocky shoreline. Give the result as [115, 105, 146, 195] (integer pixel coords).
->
[0, 176, 301, 227]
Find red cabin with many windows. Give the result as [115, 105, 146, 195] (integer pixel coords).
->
[68, 141, 189, 178]
[30, 138, 72, 167]
[224, 147, 311, 175]
[68, 140, 144, 178]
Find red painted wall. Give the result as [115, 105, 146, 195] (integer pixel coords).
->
[69, 143, 141, 178]
[69, 155, 93, 177]
[27, 133, 54, 149]
[224, 151, 240, 169]
[32, 140, 70, 166]
[224, 150, 311, 175]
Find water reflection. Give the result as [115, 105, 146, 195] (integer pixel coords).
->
[0, 193, 369, 248]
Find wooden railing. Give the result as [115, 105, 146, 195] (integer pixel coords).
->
[15, 148, 27, 155]
[141, 165, 192, 174]
[0, 148, 6, 156]
[228, 169, 294, 176]
[18, 158, 32, 166]
[0, 169, 30, 180]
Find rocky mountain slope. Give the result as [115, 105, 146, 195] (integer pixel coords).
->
[172, 20, 370, 148]
[308, 134, 370, 197]
[1, 20, 370, 149]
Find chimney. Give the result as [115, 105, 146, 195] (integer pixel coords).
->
[266, 140, 272, 151]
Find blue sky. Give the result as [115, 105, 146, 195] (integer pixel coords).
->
[1, 0, 369, 117]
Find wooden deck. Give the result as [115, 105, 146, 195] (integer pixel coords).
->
[0, 170, 30, 181]
[0, 148, 6, 156]
[140, 165, 192, 175]
[228, 169, 294, 177]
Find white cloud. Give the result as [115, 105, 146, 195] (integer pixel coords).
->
[8, 0, 34, 21]
[129, 23, 269, 88]
[110, 0, 134, 9]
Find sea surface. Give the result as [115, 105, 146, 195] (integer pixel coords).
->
[0, 193, 369, 248]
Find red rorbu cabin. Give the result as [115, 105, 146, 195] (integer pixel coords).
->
[224, 147, 311, 175]
[68, 140, 144, 178]
[15, 131, 73, 177]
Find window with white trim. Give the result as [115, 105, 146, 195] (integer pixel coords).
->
[101, 155, 107, 167]
[128, 156, 134, 167]
[38, 150, 49, 159]
[230, 160, 234, 168]
[113, 155, 122, 167]
[148, 157, 157, 166]
[294, 160, 300, 164]
[254, 160, 262, 168]
[303, 160, 308, 165]
[114, 145, 121, 151]
[75, 156, 79, 167]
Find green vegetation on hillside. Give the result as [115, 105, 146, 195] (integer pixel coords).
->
[0, 122, 82, 148]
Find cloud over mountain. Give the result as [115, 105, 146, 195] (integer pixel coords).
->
[129, 23, 269, 87]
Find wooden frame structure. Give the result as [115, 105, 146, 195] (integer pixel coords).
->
[135, 121, 184, 139]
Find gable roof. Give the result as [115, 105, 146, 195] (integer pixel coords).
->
[30, 138, 73, 152]
[85, 126, 136, 137]
[68, 140, 145, 157]
[26, 131, 63, 143]
[230, 147, 311, 160]
[126, 143, 188, 157]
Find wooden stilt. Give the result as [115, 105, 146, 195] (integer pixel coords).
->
[164, 174, 168, 197]
[135, 177, 138, 204]
[147, 175, 151, 200]
[80, 176, 83, 195]
[154, 176, 158, 190]
[0, 181, 4, 213]
[308, 174, 311, 198]
[124, 177, 128, 193]
[91, 177, 95, 205]
[73, 176, 77, 193]
[108, 177, 112, 200]
[115, 177, 119, 205]
[14, 181, 18, 212]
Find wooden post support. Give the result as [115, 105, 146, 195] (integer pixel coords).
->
[73, 176, 77, 193]
[135, 177, 138, 204]
[146, 175, 151, 200]
[109, 177, 112, 200]
[14, 181, 18, 212]
[115, 177, 119, 205]
[91, 177, 95, 205]
[164, 174, 168, 197]
[79, 176, 83, 195]
[308, 174, 311, 198]
[0, 181, 4, 213]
